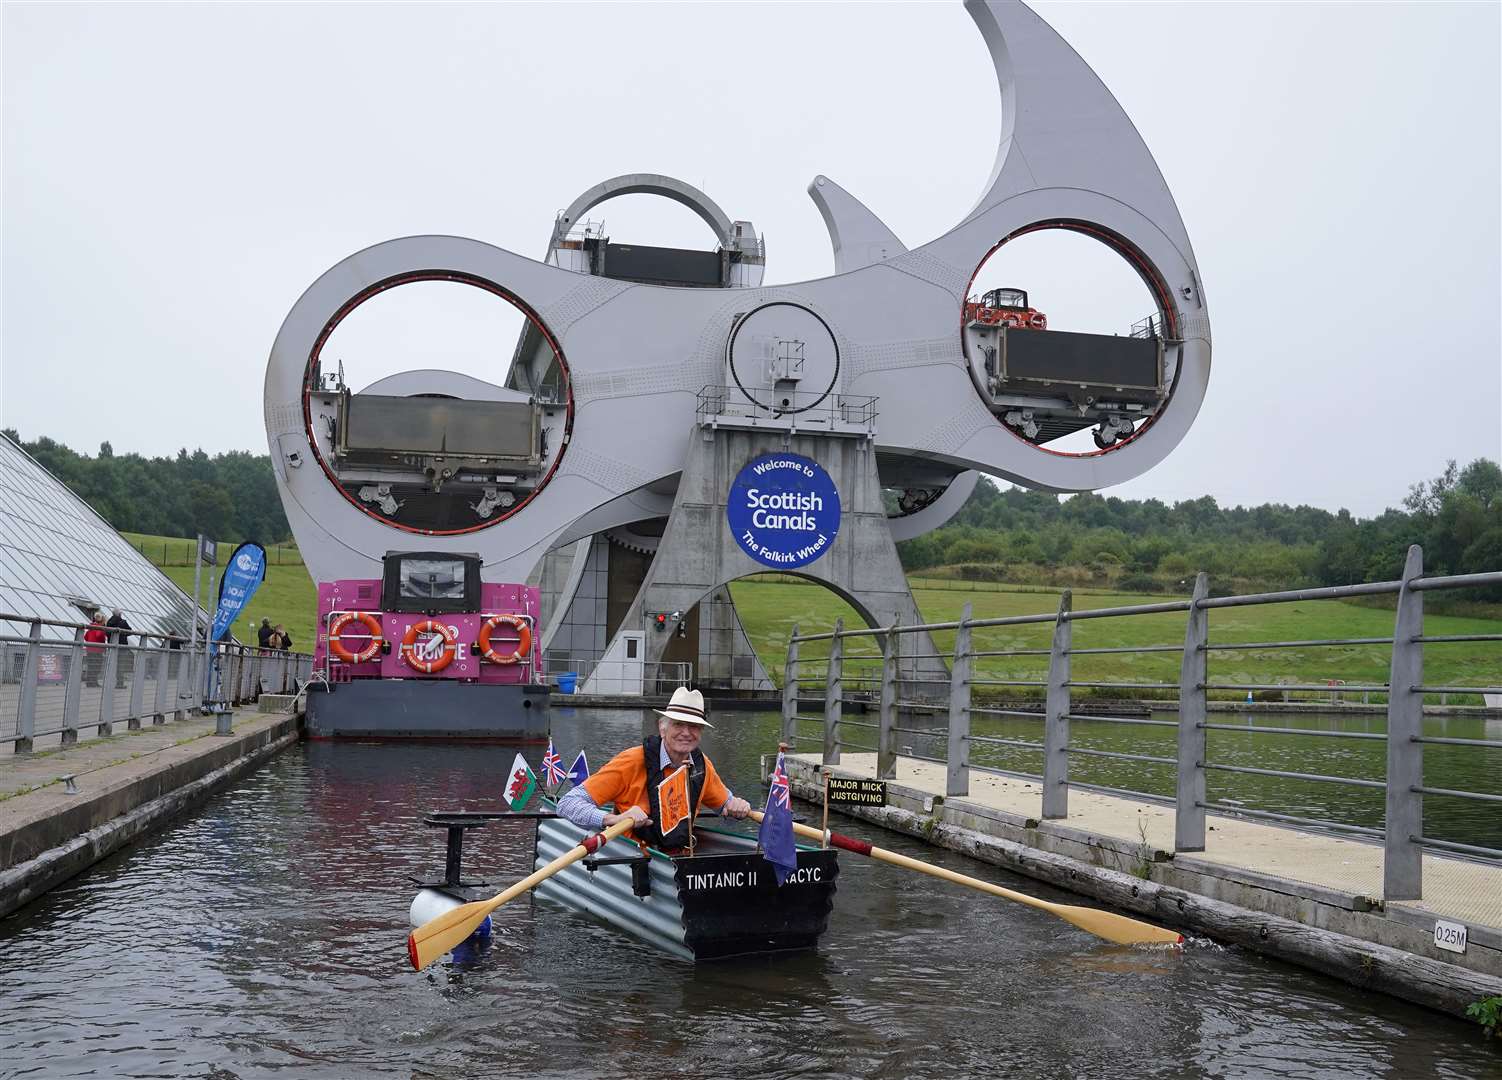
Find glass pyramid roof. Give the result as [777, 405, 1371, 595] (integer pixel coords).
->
[0, 433, 203, 642]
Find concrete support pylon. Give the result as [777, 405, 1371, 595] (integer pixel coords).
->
[606, 425, 950, 701]
[533, 530, 776, 691]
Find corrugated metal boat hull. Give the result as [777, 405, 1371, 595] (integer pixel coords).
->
[535, 817, 693, 960]
[534, 815, 839, 961]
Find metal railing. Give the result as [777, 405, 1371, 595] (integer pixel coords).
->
[696, 385, 878, 436]
[779, 546, 1502, 904]
[1, 613, 314, 752]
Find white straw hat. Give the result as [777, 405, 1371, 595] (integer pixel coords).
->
[654, 686, 713, 728]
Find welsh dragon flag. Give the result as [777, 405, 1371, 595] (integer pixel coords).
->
[504, 752, 538, 809]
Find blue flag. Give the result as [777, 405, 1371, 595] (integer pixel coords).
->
[758, 749, 797, 885]
[210, 542, 267, 651]
[567, 750, 590, 786]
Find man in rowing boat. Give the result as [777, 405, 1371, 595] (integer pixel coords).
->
[556, 686, 751, 849]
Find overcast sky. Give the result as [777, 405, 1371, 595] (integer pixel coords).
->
[4, 1, 1498, 518]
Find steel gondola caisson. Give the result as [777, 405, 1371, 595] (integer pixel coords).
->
[532, 805, 839, 961]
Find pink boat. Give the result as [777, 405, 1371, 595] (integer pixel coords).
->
[305, 551, 548, 739]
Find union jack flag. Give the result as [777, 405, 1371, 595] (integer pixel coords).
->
[542, 739, 567, 788]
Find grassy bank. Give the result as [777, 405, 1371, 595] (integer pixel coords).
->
[155, 563, 318, 653]
[123, 533, 319, 649]
[727, 578, 1501, 705]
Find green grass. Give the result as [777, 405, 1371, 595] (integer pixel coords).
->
[122, 530, 1500, 702]
[122, 532, 316, 647]
[157, 562, 319, 653]
[730, 578, 1502, 704]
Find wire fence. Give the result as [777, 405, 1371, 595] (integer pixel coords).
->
[128, 538, 303, 567]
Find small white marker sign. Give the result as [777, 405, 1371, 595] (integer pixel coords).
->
[1433, 919, 1467, 954]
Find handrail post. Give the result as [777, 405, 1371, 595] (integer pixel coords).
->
[153, 643, 170, 723]
[98, 646, 118, 737]
[824, 618, 843, 765]
[1175, 573, 1210, 852]
[1385, 545, 1424, 901]
[947, 603, 972, 796]
[62, 634, 84, 743]
[14, 619, 41, 753]
[781, 623, 799, 748]
[127, 640, 145, 730]
[1042, 591, 1072, 819]
[878, 622, 899, 779]
[172, 643, 190, 721]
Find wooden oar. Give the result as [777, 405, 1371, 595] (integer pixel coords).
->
[407, 818, 636, 970]
[750, 810, 1181, 947]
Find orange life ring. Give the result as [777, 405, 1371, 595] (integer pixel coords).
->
[477, 614, 532, 665]
[401, 619, 457, 674]
[329, 611, 383, 663]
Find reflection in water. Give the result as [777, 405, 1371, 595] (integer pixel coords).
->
[0, 709, 1493, 1078]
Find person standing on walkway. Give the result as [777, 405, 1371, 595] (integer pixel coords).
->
[106, 609, 132, 646]
[82, 612, 107, 687]
[106, 609, 133, 689]
[257, 618, 273, 650]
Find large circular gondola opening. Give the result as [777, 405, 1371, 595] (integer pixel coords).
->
[963, 224, 1178, 456]
[304, 275, 572, 535]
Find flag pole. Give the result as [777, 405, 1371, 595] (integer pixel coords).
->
[820, 770, 830, 850]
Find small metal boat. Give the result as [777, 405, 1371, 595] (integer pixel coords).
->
[533, 804, 840, 961]
[408, 804, 839, 962]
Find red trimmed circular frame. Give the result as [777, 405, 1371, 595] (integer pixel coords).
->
[963, 220, 1181, 460]
[302, 271, 573, 536]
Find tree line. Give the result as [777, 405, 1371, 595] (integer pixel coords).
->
[5, 431, 291, 545]
[6, 429, 1498, 597]
[897, 458, 1502, 597]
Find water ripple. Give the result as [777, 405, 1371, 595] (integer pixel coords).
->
[1, 716, 1494, 1079]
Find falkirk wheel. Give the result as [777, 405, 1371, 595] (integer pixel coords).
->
[263, 0, 1211, 695]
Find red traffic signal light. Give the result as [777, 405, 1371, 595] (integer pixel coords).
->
[654, 613, 667, 631]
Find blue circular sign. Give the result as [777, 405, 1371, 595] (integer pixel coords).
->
[726, 453, 841, 569]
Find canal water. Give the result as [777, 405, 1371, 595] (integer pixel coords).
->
[1, 708, 1496, 1079]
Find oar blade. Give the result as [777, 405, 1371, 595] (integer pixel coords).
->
[405, 818, 635, 971]
[408, 898, 495, 971]
[1057, 904, 1183, 947]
